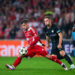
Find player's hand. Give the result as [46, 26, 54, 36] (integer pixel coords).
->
[46, 44, 50, 48]
[57, 44, 61, 48]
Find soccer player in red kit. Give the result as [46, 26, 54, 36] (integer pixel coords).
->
[5, 19, 68, 70]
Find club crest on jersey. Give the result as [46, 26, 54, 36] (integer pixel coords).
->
[52, 30, 54, 33]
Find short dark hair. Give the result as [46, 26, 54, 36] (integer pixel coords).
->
[44, 15, 52, 19]
[21, 18, 29, 24]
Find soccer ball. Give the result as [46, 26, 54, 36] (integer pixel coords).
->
[19, 47, 28, 55]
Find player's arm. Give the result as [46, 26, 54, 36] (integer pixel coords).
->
[58, 32, 62, 48]
[46, 35, 50, 48]
[55, 25, 62, 48]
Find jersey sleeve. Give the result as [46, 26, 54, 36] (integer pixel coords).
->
[55, 25, 61, 34]
[28, 27, 41, 46]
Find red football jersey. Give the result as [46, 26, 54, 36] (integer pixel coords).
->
[24, 27, 42, 46]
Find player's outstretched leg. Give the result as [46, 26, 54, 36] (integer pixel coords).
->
[5, 55, 23, 70]
[45, 54, 68, 70]
[64, 54, 75, 69]
[60, 50, 75, 69]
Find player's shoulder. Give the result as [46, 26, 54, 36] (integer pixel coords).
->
[52, 24, 59, 29]
[52, 24, 57, 28]
[43, 26, 47, 30]
[28, 26, 36, 33]
[28, 26, 35, 31]
[43, 26, 48, 33]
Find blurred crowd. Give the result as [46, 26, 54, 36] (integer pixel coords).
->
[0, 0, 75, 39]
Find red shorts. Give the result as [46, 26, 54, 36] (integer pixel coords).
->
[26, 45, 48, 57]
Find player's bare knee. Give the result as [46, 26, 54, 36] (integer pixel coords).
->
[60, 50, 65, 57]
[52, 55, 57, 57]
[18, 54, 24, 58]
[46, 54, 51, 58]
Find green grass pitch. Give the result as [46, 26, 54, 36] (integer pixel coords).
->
[0, 57, 75, 75]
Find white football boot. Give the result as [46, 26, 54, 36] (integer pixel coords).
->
[61, 63, 68, 71]
[5, 64, 15, 70]
[70, 64, 75, 69]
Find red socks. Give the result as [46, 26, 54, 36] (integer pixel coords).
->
[13, 55, 62, 68]
[50, 55, 62, 65]
[13, 57, 22, 67]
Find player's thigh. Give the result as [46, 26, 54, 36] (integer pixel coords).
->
[26, 45, 42, 57]
[26, 48, 36, 58]
[51, 48, 63, 59]
[51, 47, 58, 56]
[40, 49, 48, 57]
[35, 45, 48, 57]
